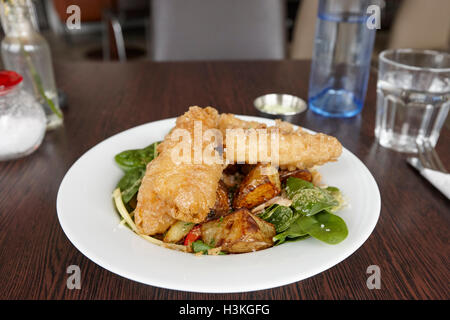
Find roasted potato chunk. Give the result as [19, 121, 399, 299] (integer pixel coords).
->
[233, 164, 281, 209]
[207, 181, 231, 220]
[201, 209, 276, 253]
[279, 169, 313, 183]
[163, 220, 194, 243]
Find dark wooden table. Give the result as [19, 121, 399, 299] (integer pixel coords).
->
[0, 60, 448, 300]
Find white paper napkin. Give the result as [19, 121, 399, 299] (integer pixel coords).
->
[421, 169, 450, 199]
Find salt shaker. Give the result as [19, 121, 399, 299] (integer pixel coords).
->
[0, 70, 46, 161]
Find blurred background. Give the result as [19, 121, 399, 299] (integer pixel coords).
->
[1, 0, 448, 66]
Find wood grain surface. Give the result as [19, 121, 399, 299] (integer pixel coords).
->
[0, 60, 448, 299]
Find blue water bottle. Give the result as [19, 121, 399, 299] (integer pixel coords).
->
[308, 0, 378, 117]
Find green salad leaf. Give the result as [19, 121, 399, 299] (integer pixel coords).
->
[272, 211, 347, 245]
[291, 188, 338, 216]
[324, 186, 340, 195]
[268, 177, 347, 245]
[115, 142, 160, 204]
[285, 177, 314, 198]
[114, 142, 160, 172]
[285, 177, 339, 216]
[282, 234, 311, 244]
[296, 211, 348, 244]
[259, 205, 296, 233]
[117, 167, 146, 204]
[273, 215, 309, 245]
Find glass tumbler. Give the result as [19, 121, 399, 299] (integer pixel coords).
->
[375, 49, 450, 153]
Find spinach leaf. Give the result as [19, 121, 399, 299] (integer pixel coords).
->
[114, 142, 160, 172]
[322, 186, 343, 212]
[116, 167, 146, 204]
[260, 205, 295, 233]
[297, 211, 348, 244]
[284, 177, 339, 216]
[114, 142, 161, 204]
[273, 215, 308, 245]
[285, 177, 314, 198]
[258, 204, 278, 220]
[280, 234, 311, 245]
[324, 186, 340, 195]
[272, 177, 347, 246]
[291, 188, 338, 216]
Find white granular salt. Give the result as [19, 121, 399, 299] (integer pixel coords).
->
[0, 115, 45, 158]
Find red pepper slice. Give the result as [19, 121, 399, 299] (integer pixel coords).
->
[183, 225, 201, 247]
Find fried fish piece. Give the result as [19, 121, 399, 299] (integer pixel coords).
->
[135, 106, 224, 235]
[218, 113, 267, 136]
[274, 127, 342, 170]
[134, 191, 177, 235]
[220, 114, 342, 170]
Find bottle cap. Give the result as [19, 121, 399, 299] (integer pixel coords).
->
[0, 70, 23, 95]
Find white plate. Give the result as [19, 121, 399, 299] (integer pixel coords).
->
[57, 116, 380, 293]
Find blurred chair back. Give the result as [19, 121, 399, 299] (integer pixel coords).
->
[388, 0, 450, 51]
[150, 0, 286, 61]
[290, 0, 318, 60]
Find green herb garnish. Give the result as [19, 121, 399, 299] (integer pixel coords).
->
[192, 240, 227, 255]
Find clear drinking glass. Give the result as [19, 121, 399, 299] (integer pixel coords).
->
[0, 0, 63, 130]
[375, 49, 450, 153]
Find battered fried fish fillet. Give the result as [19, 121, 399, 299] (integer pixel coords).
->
[219, 114, 342, 170]
[218, 113, 267, 135]
[135, 106, 224, 235]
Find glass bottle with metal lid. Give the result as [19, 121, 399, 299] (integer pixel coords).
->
[0, 0, 63, 130]
[0, 70, 46, 161]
